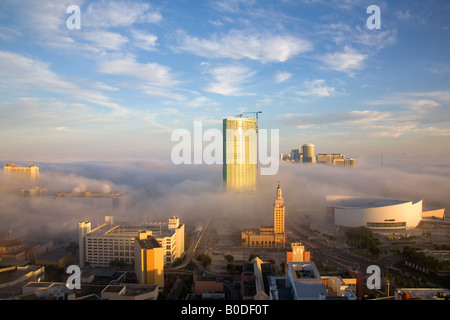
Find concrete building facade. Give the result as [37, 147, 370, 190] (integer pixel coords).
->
[134, 231, 164, 291]
[242, 183, 286, 247]
[78, 216, 185, 268]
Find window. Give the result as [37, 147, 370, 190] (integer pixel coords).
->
[367, 222, 406, 228]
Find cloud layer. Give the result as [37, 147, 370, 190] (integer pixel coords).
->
[1, 157, 449, 241]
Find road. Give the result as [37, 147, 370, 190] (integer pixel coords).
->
[287, 223, 375, 274]
[166, 218, 240, 300]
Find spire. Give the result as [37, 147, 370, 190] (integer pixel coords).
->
[277, 181, 282, 199]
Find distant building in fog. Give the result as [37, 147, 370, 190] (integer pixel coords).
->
[55, 191, 123, 209]
[22, 186, 48, 197]
[4, 164, 39, 180]
[281, 145, 356, 166]
[0, 230, 53, 263]
[317, 154, 345, 164]
[302, 144, 316, 163]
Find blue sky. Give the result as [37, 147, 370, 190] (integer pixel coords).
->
[0, 0, 449, 162]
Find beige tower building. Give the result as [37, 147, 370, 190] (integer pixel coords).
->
[241, 183, 286, 248]
[274, 182, 286, 246]
[223, 117, 258, 192]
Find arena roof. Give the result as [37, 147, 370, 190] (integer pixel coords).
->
[327, 196, 421, 209]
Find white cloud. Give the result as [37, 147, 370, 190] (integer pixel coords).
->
[202, 64, 256, 96]
[98, 57, 178, 88]
[297, 79, 337, 97]
[132, 30, 158, 51]
[83, 0, 162, 28]
[0, 51, 127, 115]
[320, 46, 368, 75]
[81, 31, 129, 51]
[275, 71, 292, 83]
[184, 96, 219, 108]
[179, 29, 312, 63]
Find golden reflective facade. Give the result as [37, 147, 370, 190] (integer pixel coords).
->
[3, 164, 39, 180]
[223, 117, 257, 192]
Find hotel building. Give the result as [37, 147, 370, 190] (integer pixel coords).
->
[3, 164, 39, 180]
[56, 191, 123, 209]
[78, 216, 184, 268]
[223, 117, 258, 192]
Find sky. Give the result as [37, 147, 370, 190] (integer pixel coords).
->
[0, 0, 450, 162]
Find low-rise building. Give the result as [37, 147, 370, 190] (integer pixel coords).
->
[395, 288, 450, 300]
[101, 284, 159, 300]
[268, 262, 356, 300]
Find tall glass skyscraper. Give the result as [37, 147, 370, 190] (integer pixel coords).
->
[223, 117, 258, 192]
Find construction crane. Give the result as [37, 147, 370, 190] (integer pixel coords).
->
[235, 111, 262, 129]
[236, 111, 262, 120]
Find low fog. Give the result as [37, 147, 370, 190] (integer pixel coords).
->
[0, 154, 449, 241]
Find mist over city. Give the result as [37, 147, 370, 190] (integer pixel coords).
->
[0, 0, 449, 308]
[1, 154, 449, 240]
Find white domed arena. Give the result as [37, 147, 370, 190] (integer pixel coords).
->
[326, 196, 422, 231]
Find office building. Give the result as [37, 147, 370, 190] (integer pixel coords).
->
[317, 154, 345, 164]
[290, 148, 302, 162]
[56, 191, 123, 209]
[242, 183, 286, 247]
[345, 158, 356, 166]
[78, 216, 185, 268]
[3, 164, 39, 180]
[282, 147, 356, 166]
[302, 144, 316, 163]
[134, 231, 164, 291]
[223, 117, 258, 192]
[21, 186, 48, 197]
[268, 261, 356, 300]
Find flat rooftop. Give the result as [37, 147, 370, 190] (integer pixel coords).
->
[87, 221, 175, 238]
[327, 196, 420, 208]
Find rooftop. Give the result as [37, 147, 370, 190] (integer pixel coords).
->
[135, 236, 161, 249]
[327, 196, 421, 208]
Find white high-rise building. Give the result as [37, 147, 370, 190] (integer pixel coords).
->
[78, 216, 185, 267]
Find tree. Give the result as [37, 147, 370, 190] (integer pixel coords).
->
[224, 254, 234, 263]
[196, 254, 212, 267]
